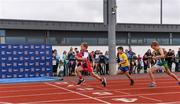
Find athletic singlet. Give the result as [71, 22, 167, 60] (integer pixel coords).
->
[154, 48, 168, 68]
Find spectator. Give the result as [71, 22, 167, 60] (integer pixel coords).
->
[125, 49, 130, 59]
[67, 47, 76, 76]
[105, 51, 109, 74]
[62, 51, 68, 76]
[131, 54, 137, 74]
[128, 47, 135, 74]
[137, 54, 143, 74]
[90, 51, 95, 67]
[143, 49, 152, 73]
[99, 52, 107, 75]
[52, 49, 60, 76]
[74, 48, 79, 54]
[166, 49, 175, 71]
[175, 48, 180, 72]
[94, 50, 100, 73]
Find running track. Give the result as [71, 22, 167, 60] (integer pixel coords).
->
[1, 73, 180, 104]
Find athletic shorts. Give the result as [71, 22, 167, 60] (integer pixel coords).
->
[152, 60, 169, 71]
[79, 62, 93, 73]
[152, 64, 164, 71]
[118, 66, 129, 72]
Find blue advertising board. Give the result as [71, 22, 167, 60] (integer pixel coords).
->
[0, 44, 53, 78]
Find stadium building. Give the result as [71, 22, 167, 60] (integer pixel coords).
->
[0, 19, 180, 55]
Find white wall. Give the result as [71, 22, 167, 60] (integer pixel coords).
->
[53, 46, 180, 57]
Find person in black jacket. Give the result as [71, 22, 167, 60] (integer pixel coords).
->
[175, 48, 180, 72]
[166, 49, 175, 71]
[99, 52, 107, 75]
[143, 49, 152, 73]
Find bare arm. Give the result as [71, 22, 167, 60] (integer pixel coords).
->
[155, 48, 165, 59]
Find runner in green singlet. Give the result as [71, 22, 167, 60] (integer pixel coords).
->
[148, 41, 180, 87]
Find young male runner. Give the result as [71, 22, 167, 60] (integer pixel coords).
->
[117, 46, 135, 86]
[148, 41, 180, 87]
[75, 42, 107, 87]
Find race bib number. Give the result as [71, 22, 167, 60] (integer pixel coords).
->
[83, 52, 89, 59]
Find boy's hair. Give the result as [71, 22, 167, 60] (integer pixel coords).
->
[117, 46, 124, 51]
[81, 42, 88, 49]
[151, 41, 159, 47]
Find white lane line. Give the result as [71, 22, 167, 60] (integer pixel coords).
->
[0, 88, 59, 93]
[45, 82, 111, 104]
[105, 81, 179, 87]
[0, 92, 72, 99]
[20, 91, 180, 104]
[0, 102, 13, 104]
[157, 101, 180, 104]
[89, 78, 177, 83]
[0, 85, 49, 89]
[139, 95, 162, 102]
[114, 85, 180, 91]
[113, 91, 180, 97]
[24, 98, 91, 103]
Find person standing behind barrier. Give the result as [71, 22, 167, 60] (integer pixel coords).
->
[62, 51, 68, 76]
[137, 54, 143, 74]
[166, 49, 175, 71]
[90, 51, 95, 69]
[143, 49, 152, 73]
[67, 47, 76, 76]
[52, 49, 60, 76]
[105, 51, 109, 75]
[74, 48, 78, 54]
[128, 47, 135, 74]
[99, 52, 106, 75]
[94, 50, 100, 73]
[175, 48, 180, 72]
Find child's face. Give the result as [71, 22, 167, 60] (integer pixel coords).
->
[151, 45, 157, 50]
[80, 44, 86, 50]
[118, 49, 123, 54]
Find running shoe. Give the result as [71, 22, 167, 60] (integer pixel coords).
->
[149, 83, 156, 87]
[101, 78, 107, 87]
[77, 78, 85, 85]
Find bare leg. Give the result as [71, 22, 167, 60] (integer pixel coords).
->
[90, 72, 102, 81]
[124, 71, 133, 80]
[165, 67, 180, 82]
[117, 70, 124, 75]
[124, 71, 134, 86]
[148, 67, 157, 84]
[90, 72, 107, 87]
[76, 66, 84, 79]
[76, 66, 86, 85]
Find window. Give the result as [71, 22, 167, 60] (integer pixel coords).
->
[173, 38, 180, 45]
[130, 38, 143, 45]
[27, 37, 45, 44]
[116, 33, 128, 45]
[157, 38, 169, 45]
[66, 37, 82, 45]
[144, 38, 156, 45]
[48, 37, 58, 45]
[0, 30, 5, 36]
[6, 37, 26, 44]
[172, 34, 180, 45]
[116, 38, 127, 45]
[98, 37, 108, 45]
[0, 30, 5, 44]
[83, 37, 97, 45]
